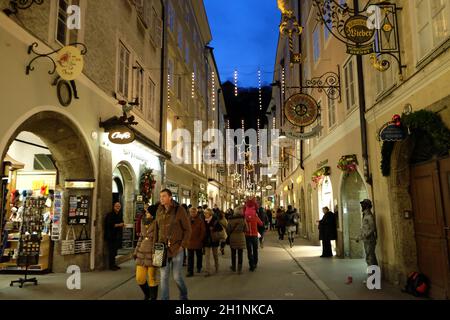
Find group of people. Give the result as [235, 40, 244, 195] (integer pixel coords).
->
[104, 189, 378, 300]
[105, 189, 270, 300]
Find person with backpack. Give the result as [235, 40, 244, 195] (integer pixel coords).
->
[244, 198, 264, 271]
[285, 205, 299, 248]
[356, 199, 378, 266]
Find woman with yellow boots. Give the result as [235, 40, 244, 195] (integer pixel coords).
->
[134, 204, 158, 300]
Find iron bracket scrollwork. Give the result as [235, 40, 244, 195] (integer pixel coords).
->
[3, 0, 44, 16]
[303, 67, 341, 101]
[26, 42, 87, 75]
[312, 0, 406, 78]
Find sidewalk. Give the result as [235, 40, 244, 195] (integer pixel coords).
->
[0, 259, 136, 300]
[278, 235, 421, 300]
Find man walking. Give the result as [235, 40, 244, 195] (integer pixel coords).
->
[154, 189, 191, 300]
[357, 199, 378, 266]
[104, 202, 124, 270]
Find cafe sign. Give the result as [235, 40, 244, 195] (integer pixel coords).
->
[108, 126, 135, 144]
[56, 46, 84, 80]
[344, 15, 375, 55]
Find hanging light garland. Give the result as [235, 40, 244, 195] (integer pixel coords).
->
[258, 69, 262, 111]
[281, 67, 285, 95]
[234, 69, 238, 96]
[191, 72, 195, 99]
[167, 73, 171, 109]
[211, 71, 216, 111]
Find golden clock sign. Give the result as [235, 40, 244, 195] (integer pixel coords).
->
[284, 93, 319, 127]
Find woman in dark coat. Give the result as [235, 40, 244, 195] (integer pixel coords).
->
[104, 202, 124, 270]
[317, 207, 337, 257]
[133, 204, 158, 300]
[186, 207, 206, 277]
[227, 206, 248, 274]
[203, 209, 221, 276]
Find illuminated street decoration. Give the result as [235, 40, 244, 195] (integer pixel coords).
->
[234, 70, 238, 96]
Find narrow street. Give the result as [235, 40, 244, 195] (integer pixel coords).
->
[0, 231, 417, 300]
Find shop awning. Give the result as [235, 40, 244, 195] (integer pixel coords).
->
[3, 154, 25, 170]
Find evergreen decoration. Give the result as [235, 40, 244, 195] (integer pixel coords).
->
[140, 168, 156, 203]
[311, 166, 331, 189]
[337, 154, 358, 175]
[380, 110, 450, 177]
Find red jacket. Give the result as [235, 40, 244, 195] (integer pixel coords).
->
[244, 206, 263, 237]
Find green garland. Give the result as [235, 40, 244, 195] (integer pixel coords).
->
[380, 110, 450, 177]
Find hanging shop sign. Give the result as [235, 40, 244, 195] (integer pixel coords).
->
[167, 183, 179, 195]
[377, 115, 406, 141]
[108, 126, 136, 144]
[182, 190, 191, 197]
[284, 93, 319, 127]
[344, 15, 375, 55]
[55, 46, 84, 80]
[265, 185, 273, 190]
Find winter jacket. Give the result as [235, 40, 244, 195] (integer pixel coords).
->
[154, 202, 192, 258]
[276, 211, 286, 227]
[244, 206, 263, 237]
[187, 215, 206, 250]
[359, 209, 377, 242]
[204, 217, 221, 248]
[134, 219, 156, 267]
[285, 210, 299, 227]
[227, 213, 247, 249]
[319, 211, 337, 241]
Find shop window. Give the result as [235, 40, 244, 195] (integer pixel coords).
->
[146, 77, 157, 127]
[56, 0, 79, 45]
[343, 57, 357, 111]
[33, 154, 56, 170]
[415, 0, 450, 60]
[133, 61, 144, 113]
[117, 41, 131, 99]
[328, 96, 336, 128]
[150, 7, 163, 49]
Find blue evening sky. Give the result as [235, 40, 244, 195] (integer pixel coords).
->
[204, 0, 281, 88]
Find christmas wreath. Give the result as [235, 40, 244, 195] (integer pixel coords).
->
[140, 169, 157, 203]
[380, 110, 450, 177]
[311, 166, 331, 189]
[337, 155, 358, 175]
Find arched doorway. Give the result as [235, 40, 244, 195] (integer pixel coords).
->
[1, 111, 95, 273]
[389, 128, 450, 299]
[340, 171, 368, 258]
[318, 176, 333, 220]
[113, 162, 135, 225]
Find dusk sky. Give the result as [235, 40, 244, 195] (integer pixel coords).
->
[204, 0, 281, 88]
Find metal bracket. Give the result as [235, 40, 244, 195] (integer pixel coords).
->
[3, 0, 44, 16]
[26, 42, 87, 76]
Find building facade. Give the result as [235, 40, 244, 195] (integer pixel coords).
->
[273, 0, 450, 298]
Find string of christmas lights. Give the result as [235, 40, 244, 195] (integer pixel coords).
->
[191, 72, 195, 99]
[211, 71, 216, 111]
[258, 69, 262, 111]
[234, 70, 238, 96]
[281, 67, 285, 95]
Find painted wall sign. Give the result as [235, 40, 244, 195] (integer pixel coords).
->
[56, 46, 84, 80]
[379, 124, 406, 141]
[108, 126, 135, 144]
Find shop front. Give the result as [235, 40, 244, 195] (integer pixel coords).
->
[0, 111, 96, 273]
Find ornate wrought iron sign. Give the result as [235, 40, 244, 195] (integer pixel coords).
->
[3, 0, 44, 16]
[312, 0, 406, 77]
[302, 68, 341, 101]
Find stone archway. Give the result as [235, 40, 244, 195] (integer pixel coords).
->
[1, 111, 95, 272]
[387, 137, 419, 282]
[340, 171, 368, 258]
[113, 161, 136, 225]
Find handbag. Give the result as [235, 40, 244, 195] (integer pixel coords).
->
[74, 225, 92, 254]
[61, 226, 76, 255]
[152, 206, 178, 268]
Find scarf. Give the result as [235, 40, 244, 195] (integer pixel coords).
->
[205, 216, 212, 223]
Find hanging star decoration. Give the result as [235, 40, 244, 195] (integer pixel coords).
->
[231, 171, 242, 182]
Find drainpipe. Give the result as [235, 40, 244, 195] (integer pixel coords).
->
[298, 0, 304, 171]
[354, 0, 372, 185]
[159, 0, 166, 150]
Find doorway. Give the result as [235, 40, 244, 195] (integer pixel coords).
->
[341, 171, 368, 258]
[410, 157, 450, 299]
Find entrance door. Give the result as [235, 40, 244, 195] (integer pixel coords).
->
[410, 158, 450, 299]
